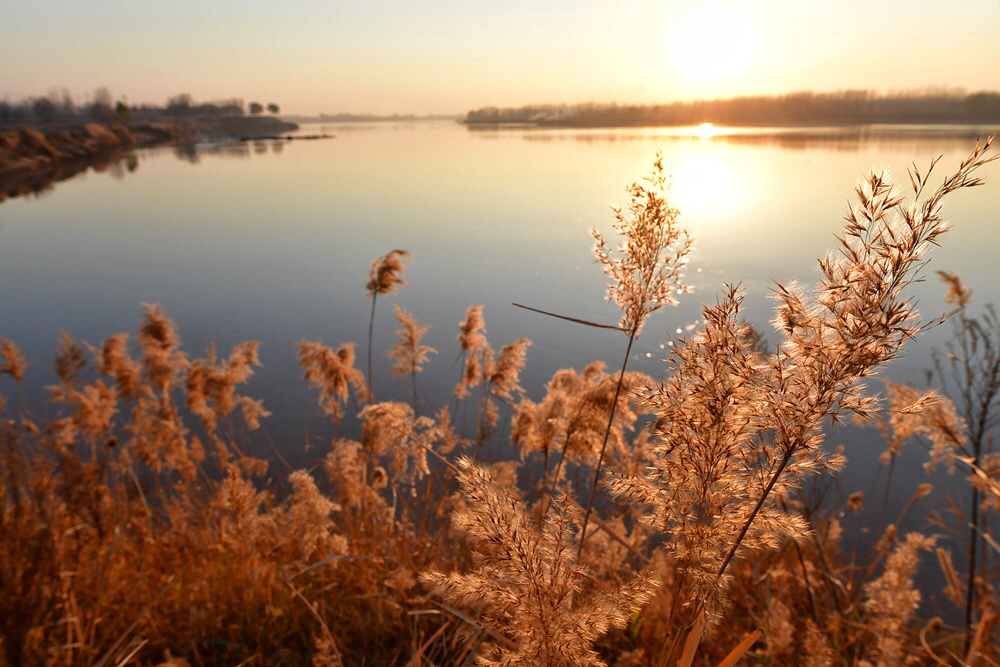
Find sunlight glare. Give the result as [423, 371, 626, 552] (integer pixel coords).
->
[668, 4, 756, 85]
[668, 150, 752, 226]
[695, 122, 717, 138]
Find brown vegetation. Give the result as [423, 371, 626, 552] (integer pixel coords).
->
[0, 122, 197, 202]
[0, 139, 997, 666]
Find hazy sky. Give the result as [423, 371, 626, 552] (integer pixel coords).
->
[3, 0, 998, 115]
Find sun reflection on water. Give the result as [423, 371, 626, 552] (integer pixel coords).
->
[666, 146, 758, 227]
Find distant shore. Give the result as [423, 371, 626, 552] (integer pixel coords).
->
[462, 91, 1000, 128]
[0, 115, 299, 202]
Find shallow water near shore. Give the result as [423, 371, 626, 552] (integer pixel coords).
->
[1, 121, 997, 594]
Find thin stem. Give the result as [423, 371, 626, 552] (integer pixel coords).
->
[876, 451, 897, 538]
[474, 367, 486, 462]
[716, 449, 793, 580]
[367, 293, 377, 400]
[512, 302, 626, 331]
[964, 466, 981, 652]
[541, 421, 583, 518]
[411, 369, 418, 415]
[655, 562, 692, 667]
[450, 349, 467, 428]
[577, 327, 636, 561]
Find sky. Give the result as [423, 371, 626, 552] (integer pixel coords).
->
[2, 0, 999, 116]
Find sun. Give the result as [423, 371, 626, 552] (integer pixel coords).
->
[667, 4, 756, 86]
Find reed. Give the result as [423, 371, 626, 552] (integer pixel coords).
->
[365, 249, 411, 400]
[579, 152, 692, 559]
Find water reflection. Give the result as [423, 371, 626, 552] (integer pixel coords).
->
[106, 153, 139, 180]
[0, 149, 138, 202]
[171, 136, 314, 163]
[173, 141, 252, 162]
[466, 123, 998, 152]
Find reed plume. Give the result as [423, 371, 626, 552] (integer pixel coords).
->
[0, 338, 27, 382]
[454, 305, 489, 412]
[359, 401, 440, 490]
[458, 304, 487, 352]
[137, 302, 188, 397]
[387, 305, 437, 413]
[90, 333, 142, 400]
[512, 361, 651, 500]
[863, 532, 936, 667]
[365, 249, 411, 399]
[298, 341, 367, 422]
[420, 456, 656, 667]
[185, 341, 267, 439]
[580, 153, 692, 556]
[870, 381, 965, 533]
[591, 153, 693, 336]
[452, 306, 531, 452]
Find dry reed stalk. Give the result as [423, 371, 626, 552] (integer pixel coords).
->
[298, 340, 367, 423]
[451, 308, 530, 457]
[579, 153, 692, 559]
[872, 380, 966, 536]
[863, 532, 936, 667]
[366, 249, 411, 400]
[421, 456, 656, 667]
[387, 305, 437, 414]
[928, 268, 1000, 649]
[0, 338, 27, 382]
[511, 362, 651, 517]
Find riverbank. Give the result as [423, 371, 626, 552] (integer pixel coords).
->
[0, 115, 303, 202]
[0, 121, 198, 202]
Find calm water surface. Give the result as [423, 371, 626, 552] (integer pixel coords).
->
[1, 122, 998, 570]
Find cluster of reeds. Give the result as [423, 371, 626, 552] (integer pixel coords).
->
[0, 138, 996, 667]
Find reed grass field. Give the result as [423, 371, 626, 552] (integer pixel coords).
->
[1, 137, 998, 667]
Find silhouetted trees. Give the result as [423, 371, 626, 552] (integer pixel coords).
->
[166, 93, 193, 116]
[32, 98, 57, 123]
[0, 90, 283, 129]
[465, 90, 1000, 127]
[162, 94, 246, 119]
[89, 86, 115, 122]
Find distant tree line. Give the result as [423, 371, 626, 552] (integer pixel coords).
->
[315, 112, 456, 122]
[0, 89, 283, 127]
[465, 90, 1000, 127]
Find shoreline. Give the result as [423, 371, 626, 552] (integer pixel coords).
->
[0, 115, 302, 202]
[0, 121, 199, 202]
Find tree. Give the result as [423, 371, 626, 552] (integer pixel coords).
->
[58, 88, 74, 116]
[248, 101, 263, 115]
[166, 93, 192, 116]
[115, 101, 131, 126]
[90, 86, 114, 122]
[32, 97, 57, 123]
[267, 103, 280, 114]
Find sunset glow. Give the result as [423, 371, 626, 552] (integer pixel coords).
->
[0, 1, 998, 116]
[667, 4, 757, 87]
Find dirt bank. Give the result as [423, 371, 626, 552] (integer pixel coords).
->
[0, 121, 198, 202]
